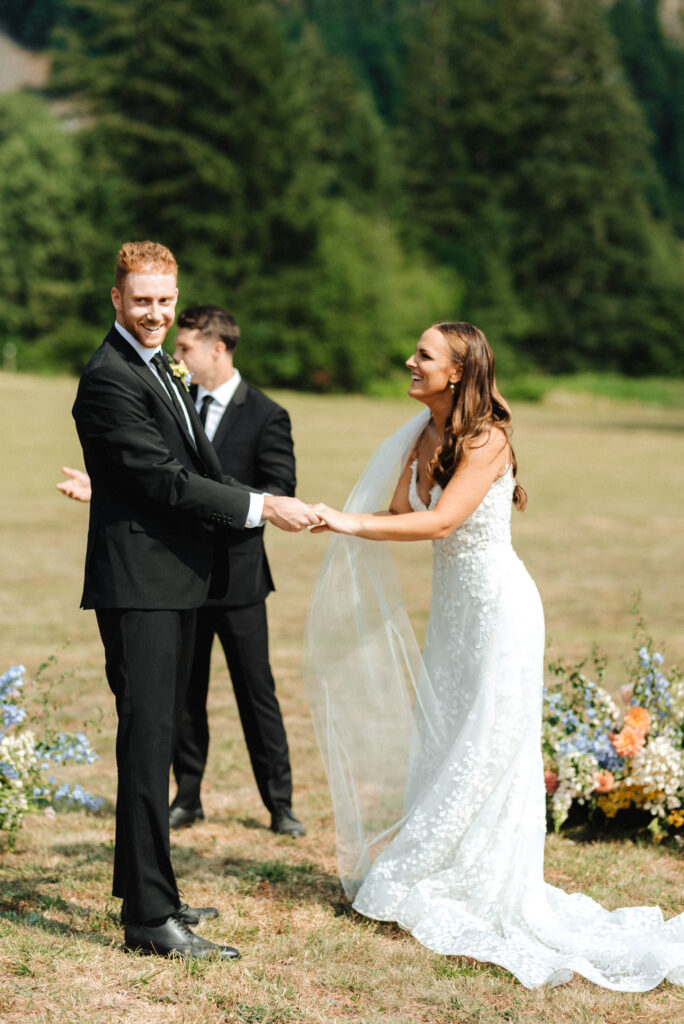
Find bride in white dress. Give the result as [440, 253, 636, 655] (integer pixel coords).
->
[304, 321, 684, 990]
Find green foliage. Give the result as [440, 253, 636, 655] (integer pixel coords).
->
[231, 200, 463, 391]
[608, 0, 684, 232]
[507, 0, 684, 372]
[0, 0, 66, 47]
[395, 0, 684, 375]
[48, 0, 456, 388]
[2, 0, 684, 386]
[277, 0, 409, 119]
[0, 91, 115, 372]
[52, 0, 324, 281]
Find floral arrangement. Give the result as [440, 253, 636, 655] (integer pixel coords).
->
[0, 661, 102, 848]
[542, 618, 684, 840]
[168, 357, 193, 390]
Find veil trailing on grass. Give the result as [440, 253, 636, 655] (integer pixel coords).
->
[303, 408, 446, 899]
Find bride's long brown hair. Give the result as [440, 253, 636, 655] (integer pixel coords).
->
[427, 322, 527, 510]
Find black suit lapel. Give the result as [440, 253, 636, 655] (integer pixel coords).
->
[107, 330, 186, 428]
[106, 330, 218, 474]
[211, 378, 248, 451]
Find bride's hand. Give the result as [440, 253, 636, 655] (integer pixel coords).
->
[309, 503, 357, 535]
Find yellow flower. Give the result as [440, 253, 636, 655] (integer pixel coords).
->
[597, 781, 633, 818]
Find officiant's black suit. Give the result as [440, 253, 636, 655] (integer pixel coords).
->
[73, 327, 252, 923]
[172, 379, 297, 818]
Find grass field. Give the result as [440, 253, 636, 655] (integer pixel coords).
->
[2, 372, 684, 1023]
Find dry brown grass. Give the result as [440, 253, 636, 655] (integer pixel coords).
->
[2, 372, 684, 1023]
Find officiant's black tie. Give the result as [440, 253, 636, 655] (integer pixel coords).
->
[198, 394, 214, 428]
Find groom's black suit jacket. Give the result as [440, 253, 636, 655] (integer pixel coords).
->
[73, 328, 252, 609]
[72, 326, 258, 923]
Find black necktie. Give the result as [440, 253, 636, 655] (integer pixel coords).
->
[198, 394, 214, 427]
[150, 351, 168, 377]
[150, 352, 196, 447]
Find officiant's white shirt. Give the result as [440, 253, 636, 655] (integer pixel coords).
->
[114, 323, 263, 527]
[195, 370, 242, 442]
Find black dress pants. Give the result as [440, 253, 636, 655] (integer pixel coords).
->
[96, 607, 197, 923]
[172, 602, 292, 815]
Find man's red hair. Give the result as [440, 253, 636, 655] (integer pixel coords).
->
[115, 241, 178, 289]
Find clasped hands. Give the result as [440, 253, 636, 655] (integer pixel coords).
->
[58, 467, 347, 534]
[260, 497, 346, 534]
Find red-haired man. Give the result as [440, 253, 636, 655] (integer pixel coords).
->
[72, 242, 319, 959]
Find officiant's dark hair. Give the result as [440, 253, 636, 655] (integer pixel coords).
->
[428, 322, 527, 510]
[177, 305, 241, 350]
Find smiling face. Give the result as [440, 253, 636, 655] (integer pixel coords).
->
[406, 326, 461, 404]
[111, 271, 178, 349]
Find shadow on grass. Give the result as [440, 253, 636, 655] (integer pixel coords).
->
[173, 845, 348, 911]
[0, 894, 118, 949]
[550, 806, 683, 853]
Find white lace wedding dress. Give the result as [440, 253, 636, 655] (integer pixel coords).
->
[351, 460, 684, 990]
[304, 410, 684, 990]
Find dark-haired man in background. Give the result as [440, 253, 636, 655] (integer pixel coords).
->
[170, 306, 304, 838]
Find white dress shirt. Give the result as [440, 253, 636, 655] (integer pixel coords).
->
[113, 323, 263, 527]
[114, 322, 197, 446]
[195, 369, 242, 443]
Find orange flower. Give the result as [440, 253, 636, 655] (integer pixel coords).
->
[595, 770, 615, 794]
[610, 726, 646, 758]
[544, 770, 559, 794]
[624, 706, 651, 737]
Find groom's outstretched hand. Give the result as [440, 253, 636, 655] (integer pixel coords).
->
[262, 495, 322, 532]
[57, 466, 92, 502]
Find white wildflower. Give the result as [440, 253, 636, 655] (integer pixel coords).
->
[551, 751, 599, 829]
[629, 736, 683, 817]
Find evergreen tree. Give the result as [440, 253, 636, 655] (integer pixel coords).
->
[395, 0, 546, 359]
[509, 0, 684, 372]
[296, 24, 398, 212]
[609, 0, 684, 232]
[0, 0, 67, 47]
[275, 0, 409, 119]
[396, 0, 684, 374]
[0, 91, 114, 370]
[52, 0, 324, 295]
[49, 0, 459, 388]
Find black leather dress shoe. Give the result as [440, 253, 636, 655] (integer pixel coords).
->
[169, 804, 204, 829]
[124, 914, 240, 960]
[270, 809, 306, 837]
[121, 900, 218, 926]
[177, 901, 219, 925]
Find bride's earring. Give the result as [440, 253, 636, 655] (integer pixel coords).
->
[449, 381, 455, 394]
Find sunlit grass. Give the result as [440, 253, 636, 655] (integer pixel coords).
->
[1, 371, 684, 1022]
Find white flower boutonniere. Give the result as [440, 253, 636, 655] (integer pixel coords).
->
[168, 358, 193, 390]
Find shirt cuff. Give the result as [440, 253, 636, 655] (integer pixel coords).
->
[246, 492, 265, 529]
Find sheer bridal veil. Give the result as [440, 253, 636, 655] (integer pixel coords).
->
[303, 408, 446, 898]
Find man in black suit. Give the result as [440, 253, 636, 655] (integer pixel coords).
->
[72, 241, 319, 959]
[168, 305, 304, 837]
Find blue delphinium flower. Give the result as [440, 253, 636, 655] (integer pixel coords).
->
[0, 665, 25, 697]
[2, 704, 27, 728]
[1, 662, 102, 842]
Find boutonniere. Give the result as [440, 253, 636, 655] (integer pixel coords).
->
[168, 358, 193, 390]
